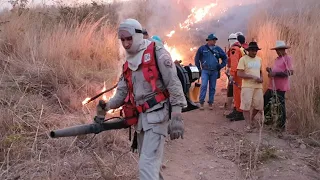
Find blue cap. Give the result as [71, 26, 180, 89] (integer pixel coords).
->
[206, 33, 218, 41]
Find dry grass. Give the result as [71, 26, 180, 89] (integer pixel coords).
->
[0, 4, 141, 179]
[247, 0, 320, 135]
[235, 138, 279, 179]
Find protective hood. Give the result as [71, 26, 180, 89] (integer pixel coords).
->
[118, 19, 151, 71]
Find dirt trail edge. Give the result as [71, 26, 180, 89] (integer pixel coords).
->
[161, 81, 319, 180]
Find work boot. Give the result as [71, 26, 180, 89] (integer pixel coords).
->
[199, 104, 204, 110]
[208, 104, 213, 110]
[226, 108, 236, 118]
[230, 111, 245, 121]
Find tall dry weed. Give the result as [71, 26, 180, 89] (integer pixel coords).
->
[0, 5, 139, 179]
[0, 9, 120, 109]
[247, 0, 320, 135]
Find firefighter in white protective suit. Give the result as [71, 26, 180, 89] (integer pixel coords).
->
[96, 18, 187, 180]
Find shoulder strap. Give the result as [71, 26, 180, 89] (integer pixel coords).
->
[205, 44, 215, 54]
[282, 56, 292, 76]
[153, 43, 172, 117]
[241, 46, 247, 55]
[205, 44, 219, 63]
[283, 56, 289, 69]
[153, 43, 164, 81]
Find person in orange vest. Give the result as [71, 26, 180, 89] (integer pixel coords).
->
[226, 37, 245, 121]
[224, 33, 237, 112]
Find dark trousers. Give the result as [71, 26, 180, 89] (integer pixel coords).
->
[264, 89, 286, 129]
[227, 83, 233, 97]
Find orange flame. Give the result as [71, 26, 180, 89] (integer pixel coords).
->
[190, 47, 198, 51]
[82, 98, 91, 105]
[163, 3, 218, 63]
[82, 82, 121, 114]
[179, 3, 218, 30]
[166, 30, 175, 37]
[164, 43, 183, 62]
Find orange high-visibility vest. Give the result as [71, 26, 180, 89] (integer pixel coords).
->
[122, 42, 169, 126]
[228, 42, 243, 76]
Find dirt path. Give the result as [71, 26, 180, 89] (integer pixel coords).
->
[161, 80, 320, 180]
[163, 104, 241, 180]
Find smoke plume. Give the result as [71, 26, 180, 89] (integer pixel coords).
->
[117, 0, 263, 63]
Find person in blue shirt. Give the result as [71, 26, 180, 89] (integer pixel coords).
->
[195, 33, 227, 110]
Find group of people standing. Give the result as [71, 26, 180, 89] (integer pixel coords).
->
[194, 32, 294, 132]
[140, 28, 294, 132]
[96, 17, 294, 179]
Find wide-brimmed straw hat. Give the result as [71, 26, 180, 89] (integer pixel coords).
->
[270, 40, 291, 50]
[245, 41, 261, 51]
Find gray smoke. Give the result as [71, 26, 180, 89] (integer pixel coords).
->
[117, 0, 264, 63]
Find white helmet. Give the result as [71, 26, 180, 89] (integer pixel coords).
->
[228, 33, 237, 40]
[228, 33, 238, 47]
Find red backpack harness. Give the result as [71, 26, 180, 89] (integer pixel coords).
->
[122, 42, 169, 126]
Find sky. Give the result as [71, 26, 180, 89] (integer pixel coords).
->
[0, 0, 129, 11]
[1, 0, 259, 11]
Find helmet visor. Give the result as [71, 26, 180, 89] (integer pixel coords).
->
[118, 25, 143, 39]
[228, 38, 237, 41]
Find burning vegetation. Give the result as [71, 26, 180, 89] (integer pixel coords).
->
[163, 2, 219, 64]
[81, 1, 225, 104]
